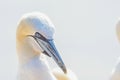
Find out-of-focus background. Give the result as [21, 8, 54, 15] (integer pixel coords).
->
[0, 0, 120, 80]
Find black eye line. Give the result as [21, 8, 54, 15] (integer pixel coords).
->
[35, 32, 53, 43]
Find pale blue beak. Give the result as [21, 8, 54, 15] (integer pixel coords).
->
[28, 32, 67, 73]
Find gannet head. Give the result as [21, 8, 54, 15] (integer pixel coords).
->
[16, 12, 67, 73]
[116, 19, 120, 42]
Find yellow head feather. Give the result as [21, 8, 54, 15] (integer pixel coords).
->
[16, 19, 35, 43]
[16, 16, 42, 64]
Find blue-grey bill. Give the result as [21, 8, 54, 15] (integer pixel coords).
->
[48, 40, 67, 73]
[29, 34, 67, 73]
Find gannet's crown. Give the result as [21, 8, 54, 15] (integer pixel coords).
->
[21, 12, 55, 39]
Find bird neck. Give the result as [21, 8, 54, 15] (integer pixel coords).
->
[17, 55, 57, 80]
[17, 47, 57, 80]
[16, 34, 57, 80]
[17, 48, 40, 65]
[16, 36, 42, 65]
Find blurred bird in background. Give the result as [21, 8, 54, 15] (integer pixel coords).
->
[110, 19, 120, 80]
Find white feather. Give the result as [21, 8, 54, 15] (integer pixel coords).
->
[21, 12, 55, 39]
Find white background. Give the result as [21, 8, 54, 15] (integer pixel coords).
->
[0, 0, 120, 80]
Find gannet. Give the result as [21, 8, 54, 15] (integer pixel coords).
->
[16, 12, 78, 80]
[110, 19, 120, 80]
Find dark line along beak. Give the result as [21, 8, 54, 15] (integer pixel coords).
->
[28, 32, 67, 73]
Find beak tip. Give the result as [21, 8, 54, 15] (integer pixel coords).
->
[63, 68, 67, 74]
[61, 65, 67, 74]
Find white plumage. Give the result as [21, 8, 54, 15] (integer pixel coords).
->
[19, 12, 55, 39]
[16, 12, 78, 80]
[17, 55, 56, 80]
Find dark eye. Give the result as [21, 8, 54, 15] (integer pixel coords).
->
[35, 32, 41, 38]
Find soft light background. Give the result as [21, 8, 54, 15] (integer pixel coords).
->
[0, 0, 120, 80]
